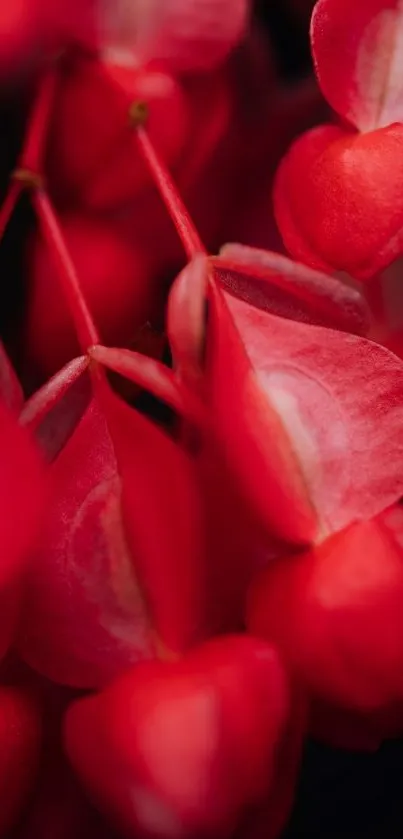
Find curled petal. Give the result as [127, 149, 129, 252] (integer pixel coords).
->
[89, 345, 209, 432]
[312, 0, 403, 131]
[216, 245, 371, 335]
[167, 255, 209, 387]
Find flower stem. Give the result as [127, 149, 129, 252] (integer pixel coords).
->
[19, 64, 59, 173]
[134, 123, 206, 260]
[32, 189, 100, 352]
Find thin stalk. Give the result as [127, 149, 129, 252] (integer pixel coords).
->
[0, 65, 59, 253]
[19, 63, 59, 173]
[135, 124, 206, 260]
[32, 190, 100, 352]
[0, 181, 21, 242]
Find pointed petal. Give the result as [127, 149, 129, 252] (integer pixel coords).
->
[224, 291, 403, 535]
[21, 358, 91, 462]
[95, 380, 207, 656]
[20, 356, 89, 431]
[18, 400, 155, 689]
[206, 281, 317, 545]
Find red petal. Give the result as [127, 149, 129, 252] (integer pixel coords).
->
[215, 244, 370, 335]
[0, 342, 23, 412]
[0, 0, 43, 77]
[18, 400, 155, 689]
[22, 359, 91, 463]
[0, 401, 47, 587]
[274, 122, 403, 280]
[89, 345, 208, 432]
[312, 0, 403, 131]
[98, 0, 250, 73]
[167, 260, 317, 545]
[206, 280, 318, 545]
[240, 688, 307, 839]
[14, 683, 119, 839]
[222, 291, 403, 535]
[247, 509, 403, 733]
[95, 378, 207, 657]
[194, 437, 278, 634]
[64, 635, 289, 838]
[167, 254, 208, 386]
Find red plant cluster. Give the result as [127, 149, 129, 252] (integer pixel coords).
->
[0, 0, 402, 836]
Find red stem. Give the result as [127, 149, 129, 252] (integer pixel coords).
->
[0, 65, 58, 244]
[19, 64, 59, 173]
[135, 126, 206, 261]
[32, 190, 100, 352]
[0, 181, 21, 241]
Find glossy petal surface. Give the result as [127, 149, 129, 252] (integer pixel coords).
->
[312, 0, 403, 131]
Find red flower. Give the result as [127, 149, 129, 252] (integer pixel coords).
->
[1, 4, 403, 833]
